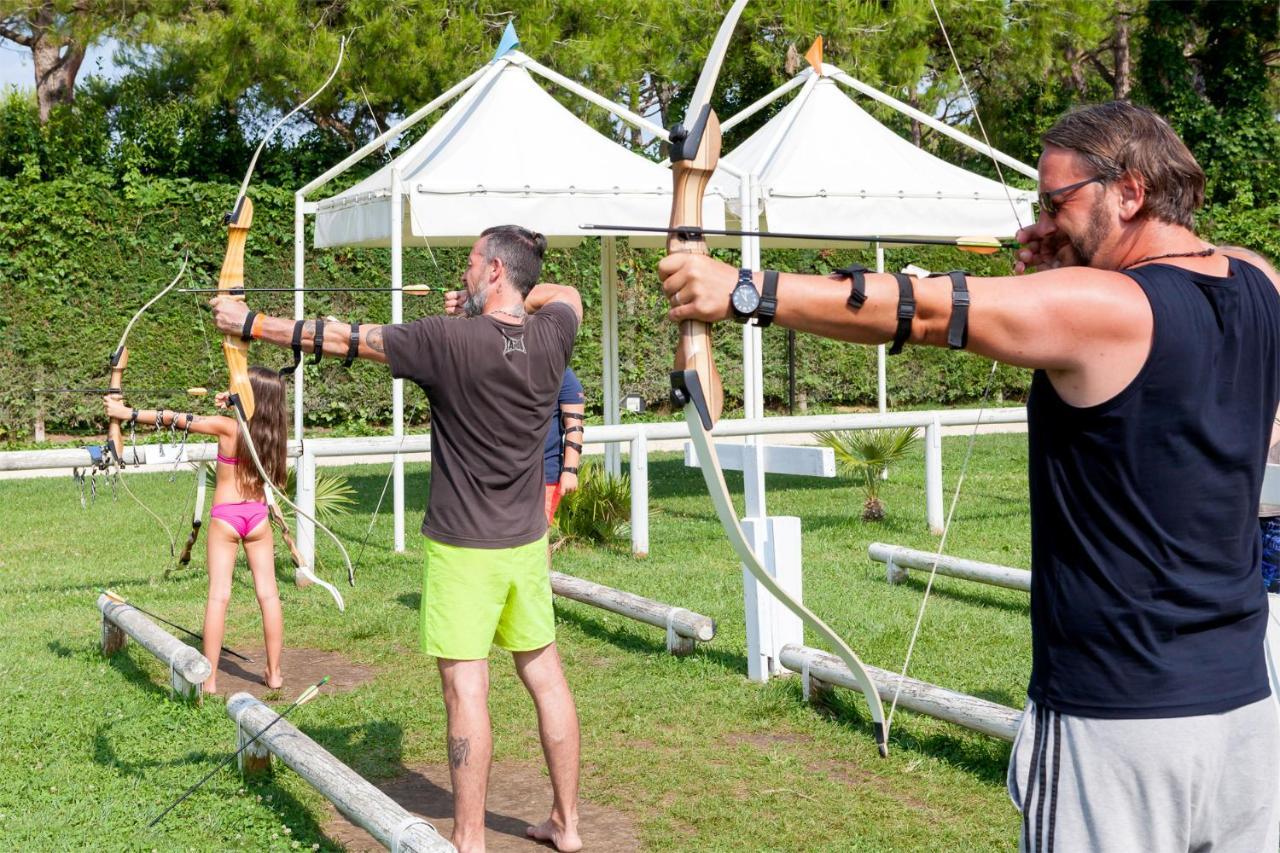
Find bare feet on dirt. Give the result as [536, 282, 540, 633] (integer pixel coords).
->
[526, 815, 582, 852]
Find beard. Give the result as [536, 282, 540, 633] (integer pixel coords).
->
[1067, 195, 1112, 266]
[462, 282, 488, 318]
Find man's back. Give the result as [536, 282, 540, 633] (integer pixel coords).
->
[383, 301, 579, 547]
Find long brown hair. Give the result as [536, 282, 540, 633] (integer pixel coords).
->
[234, 366, 288, 497]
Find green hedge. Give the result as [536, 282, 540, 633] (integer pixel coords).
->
[4, 174, 1273, 441]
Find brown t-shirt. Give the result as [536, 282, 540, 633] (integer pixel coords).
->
[382, 301, 578, 547]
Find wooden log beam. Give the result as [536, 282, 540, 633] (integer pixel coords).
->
[550, 571, 715, 655]
[226, 693, 455, 852]
[97, 592, 211, 703]
[868, 542, 1031, 593]
[778, 643, 1022, 742]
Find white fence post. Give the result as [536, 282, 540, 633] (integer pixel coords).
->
[630, 434, 649, 558]
[925, 415, 944, 535]
[297, 447, 317, 568]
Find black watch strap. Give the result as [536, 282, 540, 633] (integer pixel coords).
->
[561, 466, 579, 475]
[343, 322, 360, 368]
[757, 269, 779, 328]
[889, 273, 915, 356]
[311, 318, 325, 364]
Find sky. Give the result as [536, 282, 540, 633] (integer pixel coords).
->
[0, 38, 124, 92]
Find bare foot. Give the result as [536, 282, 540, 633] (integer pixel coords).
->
[203, 677, 218, 694]
[526, 816, 582, 852]
[264, 671, 283, 690]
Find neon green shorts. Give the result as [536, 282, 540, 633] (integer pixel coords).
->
[421, 535, 554, 660]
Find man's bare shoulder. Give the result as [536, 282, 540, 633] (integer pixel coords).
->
[1220, 245, 1280, 288]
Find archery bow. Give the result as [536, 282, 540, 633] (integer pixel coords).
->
[216, 37, 354, 602]
[667, 0, 888, 757]
[88, 256, 193, 555]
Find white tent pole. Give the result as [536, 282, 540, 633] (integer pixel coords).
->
[876, 243, 887, 413]
[828, 69, 1038, 181]
[519, 56, 669, 141]
[391, 168, 406, 552]
[601, 236, 620, 477]
[293, 193, 306, 440]
[721, 71, 810, 134]
[292, 191, 312, 567]
[299, 65, 490, 198]
[742, 171, 767, 519]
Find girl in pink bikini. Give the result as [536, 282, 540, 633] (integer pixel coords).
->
[104, 367, 289, 692]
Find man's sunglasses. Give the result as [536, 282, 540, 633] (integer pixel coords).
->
[1037, 176, 1106, 216]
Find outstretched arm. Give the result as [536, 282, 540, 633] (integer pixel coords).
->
[657, 254, 1150, 375]
[102, 397, 236, 440]
[209, 298, 390, 365]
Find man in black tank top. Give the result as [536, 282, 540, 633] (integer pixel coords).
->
[658, 101, 1280, 851]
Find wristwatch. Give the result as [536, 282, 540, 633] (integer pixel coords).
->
[730, 268, 761, 323]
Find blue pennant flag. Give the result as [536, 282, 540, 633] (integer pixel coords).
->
[492, 21, 520, 62]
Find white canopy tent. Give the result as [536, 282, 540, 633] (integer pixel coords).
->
[710, 59, 1037, 520]
[292, 46, 727, 554]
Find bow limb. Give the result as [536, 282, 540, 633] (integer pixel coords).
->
[684, 407, 889, 755]
[105, 255, 190, 466]
[666, 0, 888, 756]
[267, 491, 345, 612]
[219, 197, 256, 417]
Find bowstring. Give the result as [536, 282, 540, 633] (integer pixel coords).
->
[886, 0, 1030, 734]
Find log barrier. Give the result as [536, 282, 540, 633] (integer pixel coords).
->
[227, 692, 455, 852]
[550, 571, 716, 655]
[778, 644, 1022, 742]
[869, 542, 1031, 593]
[97, 592, 212, 703]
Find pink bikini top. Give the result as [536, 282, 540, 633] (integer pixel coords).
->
[216, 452, 240, 466]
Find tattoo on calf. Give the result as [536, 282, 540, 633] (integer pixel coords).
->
[366, 326, 385, 354]
[448, 735, 470, 768]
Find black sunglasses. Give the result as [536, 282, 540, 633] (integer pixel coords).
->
[1038, 176, 1105, 216]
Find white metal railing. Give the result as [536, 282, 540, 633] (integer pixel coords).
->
[288, 407, 1028, 561]
[2, 408, 1031, 562]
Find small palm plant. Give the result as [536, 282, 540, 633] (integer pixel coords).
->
[553, 460, 631, 548]
[282, 469, 355, 523]
[816, 427, 920, 521]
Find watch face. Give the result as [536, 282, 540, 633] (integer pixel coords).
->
[732, 283, 761, 315]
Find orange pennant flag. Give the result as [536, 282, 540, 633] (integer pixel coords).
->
[805, 36, 824, 75]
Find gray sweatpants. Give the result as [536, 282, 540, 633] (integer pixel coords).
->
[1008, 697, 1279, 853]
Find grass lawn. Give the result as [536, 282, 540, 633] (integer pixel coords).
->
[0, 432, 1032, 851]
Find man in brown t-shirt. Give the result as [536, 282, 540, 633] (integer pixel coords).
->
[211, 225, 584, 853]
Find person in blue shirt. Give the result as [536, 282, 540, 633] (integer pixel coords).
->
[544, 368, 585, 525]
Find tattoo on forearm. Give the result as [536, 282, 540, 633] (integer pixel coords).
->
[366, 326, 385, 354]
[448, 735, 470, 768]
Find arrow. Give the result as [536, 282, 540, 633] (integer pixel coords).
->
[147, 676, 329, 828]
[179, 284, 450, 294]
[581, 223, 1015, 254]
[99, 589, 252, 662]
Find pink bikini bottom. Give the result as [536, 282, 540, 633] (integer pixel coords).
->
[210, 501, 269, 539]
